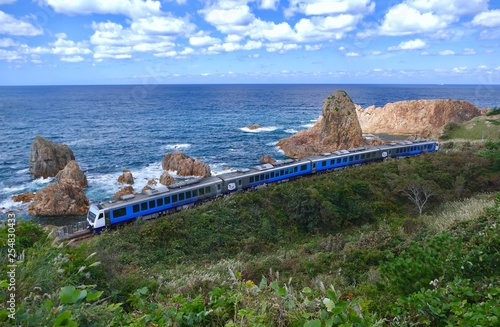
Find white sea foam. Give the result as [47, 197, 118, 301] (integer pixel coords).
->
[240, 126, 279, 133]
[15, 168, 29, 175]
[0, 198, 29, 216]
[284, 129, 299, 134]
[266, 141, 278, 146]
[301, 123, 315, 128]
[210, 162, 235, 175]
[162, 144, 192, 150]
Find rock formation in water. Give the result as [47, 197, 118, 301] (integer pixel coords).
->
[12, 192, 35, 204]
[161, 152, 211, 177]
[113, 186, 136, 201]
[260, 155, 277, 164]
[55, 160, 88, 188]
[277, 90, 363, 158]
[355, 99, 484, 137]
[247, 124, 262, 130]
[28, 182, 89, 216]
[29, 136, 75, 178]
[118, 169, 134, 185]
[159, 172, 175, 186]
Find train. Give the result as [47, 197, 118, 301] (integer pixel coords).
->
[86, 139, 439, 233]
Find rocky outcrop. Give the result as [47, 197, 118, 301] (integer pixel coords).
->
[55, 160, 88, 188]
[247, 124, 262, 130]
[12, 192, 35, 204]
[117, 170, 134, 185]
[159, 172, 175, 186]
[29, 136, 75, 178]
[112, 186, 136, 201]
[260, 155, 277, 164]
[355, 99, 483, 137]
[277, 90, 363, 158]
[28, 182, 89, 216]
[161, 152, 211, 177]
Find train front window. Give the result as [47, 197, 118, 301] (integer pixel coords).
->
[87, 211, 96, 223]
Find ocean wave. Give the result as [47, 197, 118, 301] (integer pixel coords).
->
[266, 141, 278, 146]
[240, 126, 279, 133]
[284, 129, 298, 134]
[162, 143, 192, 151]
[301, 123, 315, 128]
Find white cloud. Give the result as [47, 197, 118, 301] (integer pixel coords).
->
[0, 0, 17, 4]
[380, 4, 449, 36]
[408, 0, 487, 16]
[345, 51, 359, 57]
[305, 44, 322, 51]
[0, 48, 21, 60]
[388, 38, 427, 51]
[51, 37, 92, 55]
[189, 35, 221, 47]
[463, 48, 476, 55]
[61, 55, 84, 62]
[286, 0, 375, 17]
[40, 0, 162, 19]
[0, 37, 19, 47]
[472, 9, 500, 28]
[439, 49, 455, 55]
[0, 10, 43, 36]
[265, 42, 301, 53]
[259, 0, 278, 10]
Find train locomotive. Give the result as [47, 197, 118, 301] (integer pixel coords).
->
[87, 139, 439, 233]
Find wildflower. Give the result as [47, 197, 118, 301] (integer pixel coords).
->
[43, 293, 51, 299]
[33, 286, 42, 293]
[245, 280, 255, 288]
[89, 261, 101, 268]
[77, 266, 86, 273]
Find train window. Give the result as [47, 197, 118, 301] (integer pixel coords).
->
[206, 186, 211, 193]
[270, 172, 275, 178]
[238, 179, 242, 186]
[193, 189, 198, 197]
[255, 175, 259, 182]
[336, 158, 341, 164]
[179, 193, 185, 201]
[186, 191, 191, 199]
[250, 176, 254, 183]
[217, 184, 221, 191]
[343, 157, 347, 162]
[301, 164, 307, 171]
[361, 154, 365, 159]
[172, 194, 178, 202]
[322, 161, 326, 167]
[261, 174, 265, 180]
[355, 155, 359, 161]
[281, 169, 285, 176]
[157, 198, 164, 206]
[265, 173, 269, 179]
[113, 208, 127, 218]
[164, 197, 171, 204]
[199, 188, 205, 195]
[427, 144, 432, 149]
[133, 204, 140, 213]
[141, 202, 148, 211]
[294, 166, 298, 173]
[149, 200, 156, 209]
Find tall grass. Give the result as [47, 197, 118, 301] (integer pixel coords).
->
[423, 193, 495, 233]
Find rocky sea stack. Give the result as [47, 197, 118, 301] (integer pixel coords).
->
[277, 90, 363, 158]
[162, 152, 211, 177]
[29, 136, 75, 179]
[355, 99, 484, 138]
[27, 136, 90, 216]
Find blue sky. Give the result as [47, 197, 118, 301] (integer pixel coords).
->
[1, 0, 499, 85]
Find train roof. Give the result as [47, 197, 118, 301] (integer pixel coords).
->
[217, 158, 311, 180]
[96, 176, 222, 210]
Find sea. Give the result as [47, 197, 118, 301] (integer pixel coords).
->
[1, 84, 499, 224]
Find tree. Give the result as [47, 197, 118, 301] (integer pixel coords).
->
[400, 182, 434, 215]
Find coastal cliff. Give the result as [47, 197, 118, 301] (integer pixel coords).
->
[355, 99, 484, 137]
[277, 90, 363, 158]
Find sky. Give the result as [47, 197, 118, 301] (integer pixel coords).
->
[0, 0, 500, 85]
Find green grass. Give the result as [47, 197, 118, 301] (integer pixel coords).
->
[442, 114, 500, 140]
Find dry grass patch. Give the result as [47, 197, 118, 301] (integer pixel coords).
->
[423, 193, 495, 233]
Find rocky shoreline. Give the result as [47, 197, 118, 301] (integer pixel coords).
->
[11, 90, 487, 217]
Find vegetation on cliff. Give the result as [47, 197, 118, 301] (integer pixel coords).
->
[1, 140, 499, 326]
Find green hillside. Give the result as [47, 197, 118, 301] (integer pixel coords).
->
[1, 140, 499, 326]
[441, 112, 500, 140]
